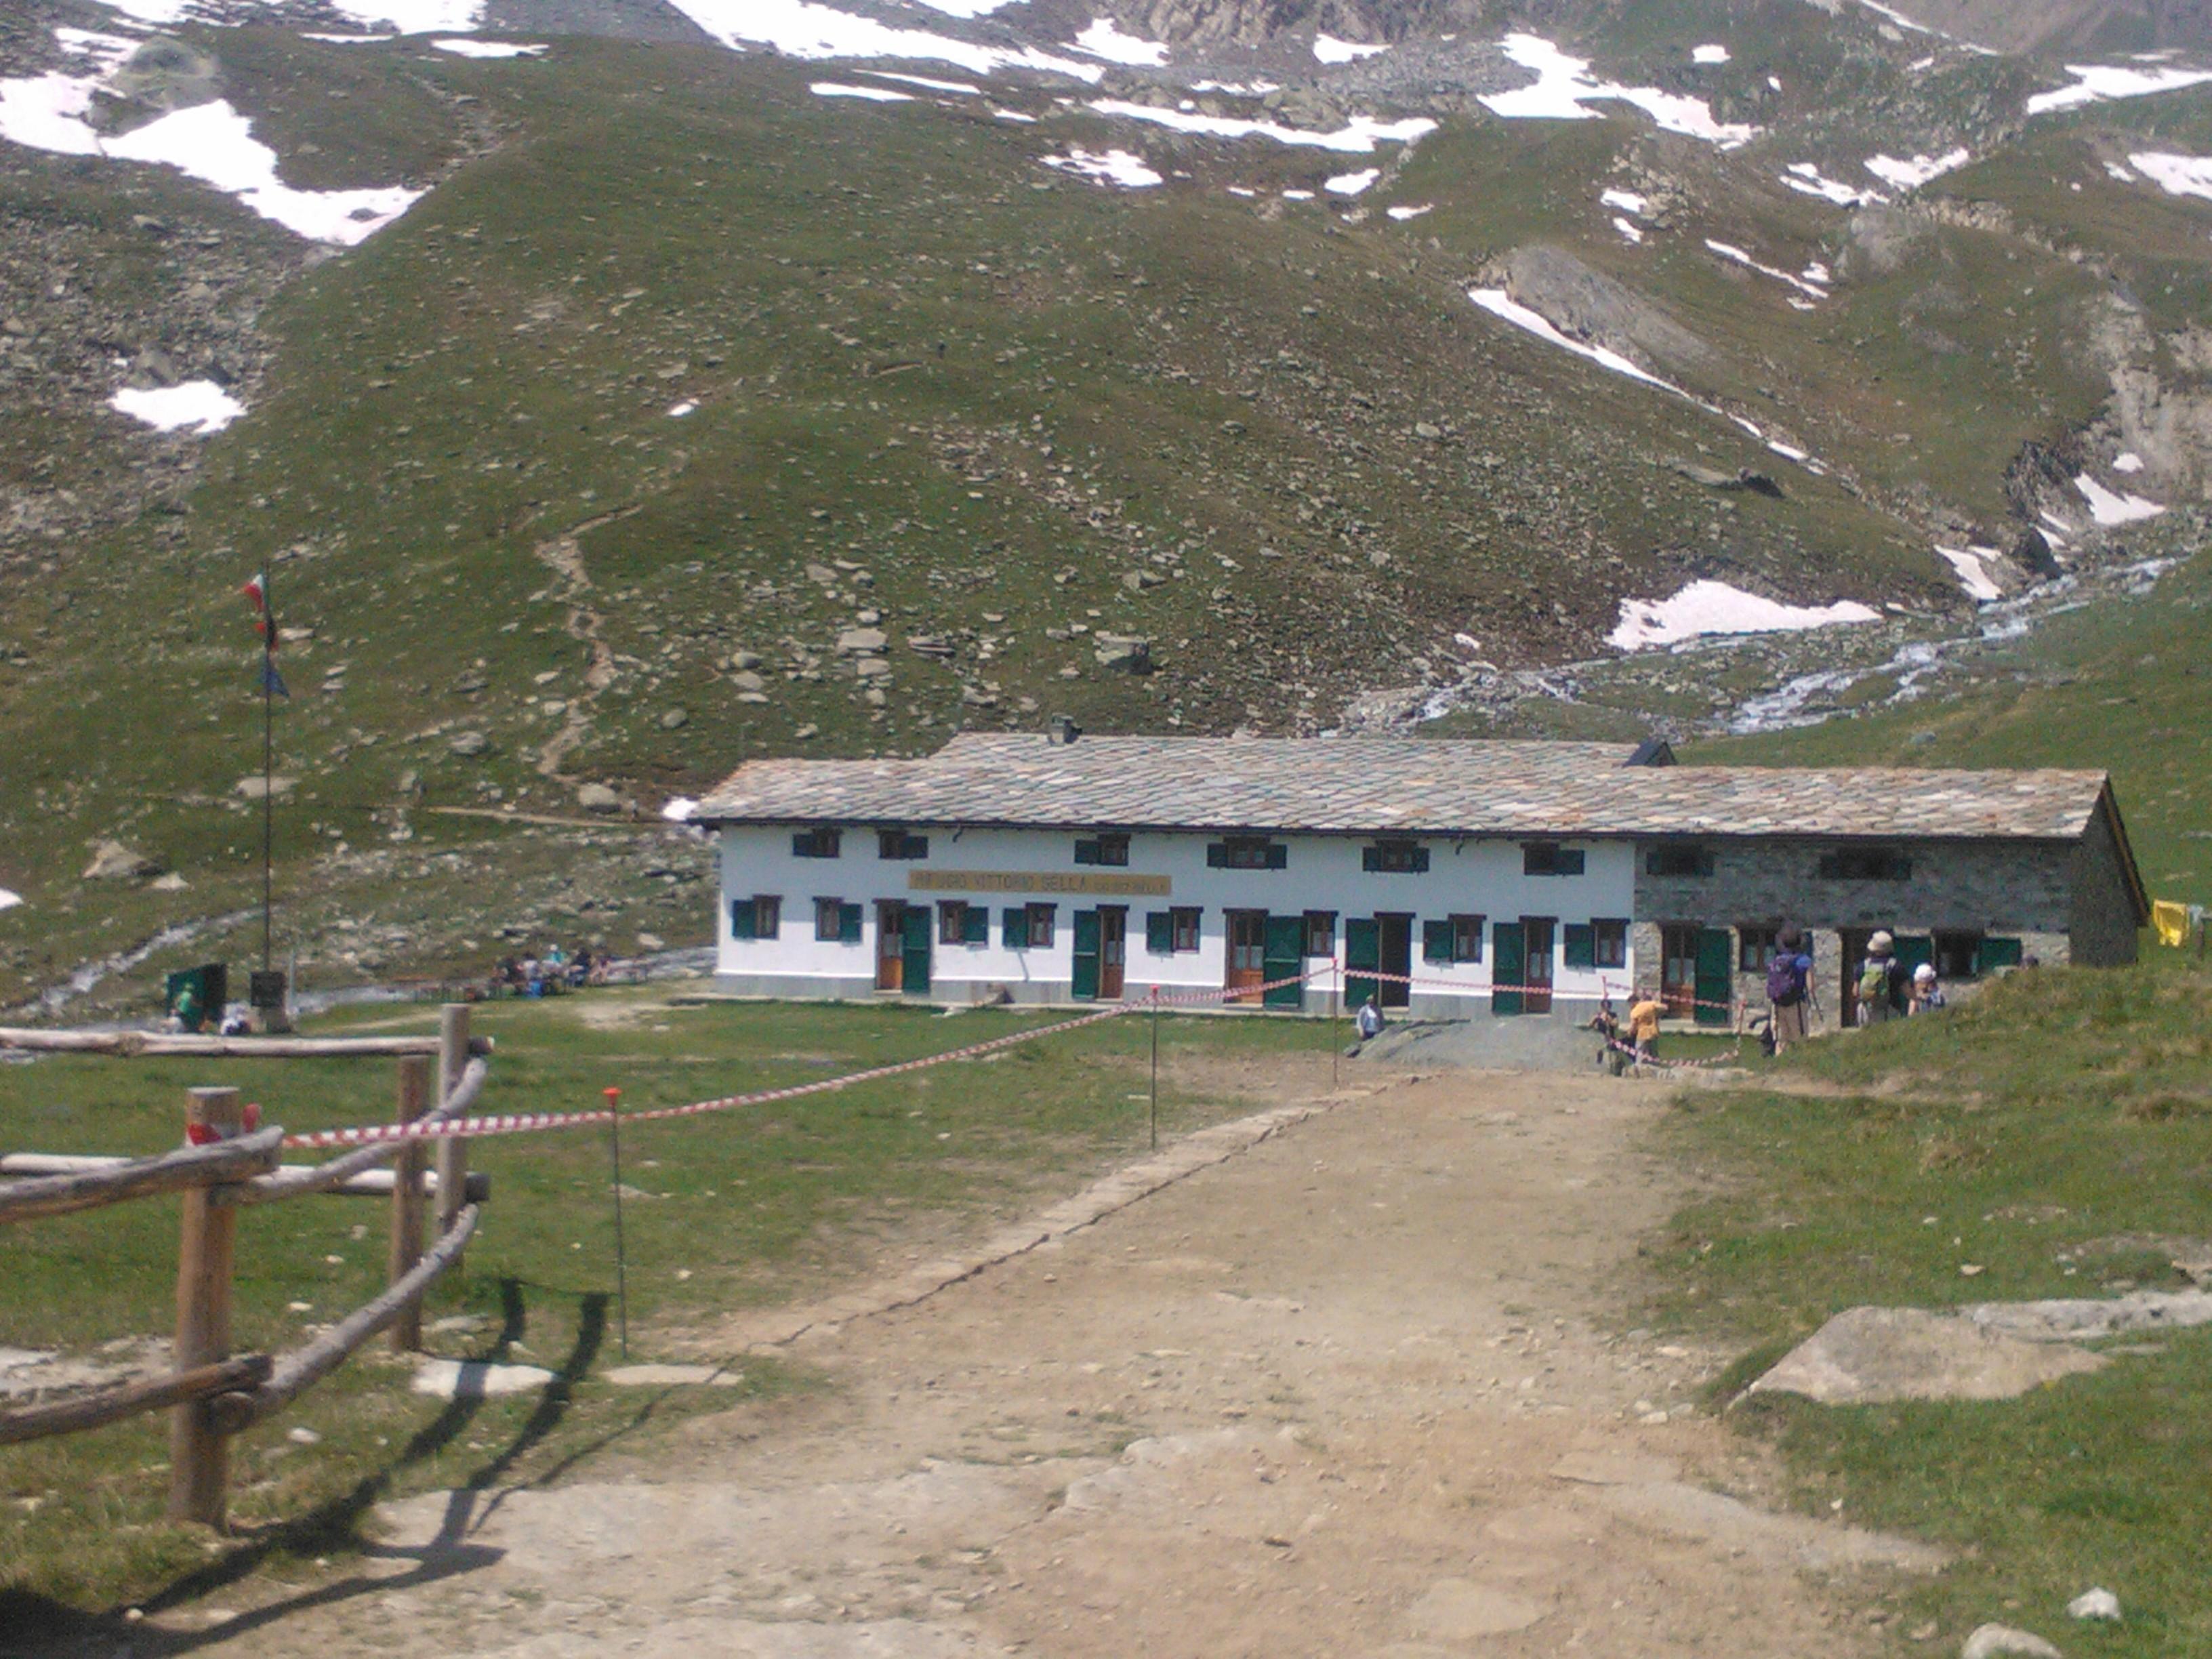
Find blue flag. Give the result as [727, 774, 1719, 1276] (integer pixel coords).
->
[261, 659, 289, 699]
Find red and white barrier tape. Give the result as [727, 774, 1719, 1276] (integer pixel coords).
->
[281, 966, 1324, 1150]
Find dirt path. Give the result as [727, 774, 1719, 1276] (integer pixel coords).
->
[186, 1067, 1939, 1657]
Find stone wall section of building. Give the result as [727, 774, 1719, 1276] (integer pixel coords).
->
[1631, 836, 2080, 939]
[2068, 803, 2146, 967]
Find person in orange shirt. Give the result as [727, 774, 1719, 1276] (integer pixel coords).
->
[1626, 988, 1665, 1069]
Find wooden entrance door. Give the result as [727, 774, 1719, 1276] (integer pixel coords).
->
[1840, 927, 1872, 1025]
[1225, 910, 1267, 1002]
[876, 902, 905, 992]
[901, 905, 932, 996]
[1660, 923, 1700, 1018]
[1376, 913, 1412, 1008]
[1522, 916, 1555, 1015]
[1098, 907, 1127, 1000]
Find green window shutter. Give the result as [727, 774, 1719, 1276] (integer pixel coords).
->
[1361, 846, 1382, 874]
[1263, 916, 1305, 1008]
[1206, 843, 1227, 869]
[1561, 849, 1586, 876]
[1073, 839, 1099, 865]
[731, 899, 755, 941]
[1422, 920, 1454, 963]
[1146, 911, 1174, 954]
[1002, 907, 1027, 949]
[1695, 928, 1733, 1027]
[1344, 917, 1380, 1008]
[1492, 922, 1525, 1017]
[838, 903, 863, 945]
[963, 905, 989, 945]
[1071, 909, 1101, 1000]
[1978, 937, 2023, 972]
[1265, 843, 1288, 870]
[1411, 847, 1430, 874]
[1562, 924, 1595, 971]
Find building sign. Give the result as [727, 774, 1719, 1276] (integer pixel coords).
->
[908, 869, 1172, 897]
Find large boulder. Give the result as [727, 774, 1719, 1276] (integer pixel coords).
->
[83, 840, 159, 881]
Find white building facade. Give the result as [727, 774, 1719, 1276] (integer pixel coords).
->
[714, 819, 1638, 1017]
[695, 728, 2142, 1029]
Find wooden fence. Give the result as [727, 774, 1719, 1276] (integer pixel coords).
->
[0, 1006, 492, 1528]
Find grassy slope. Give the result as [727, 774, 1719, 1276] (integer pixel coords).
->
[1653, 967, 2212, 1656]
[0, 992, 1322, 1615]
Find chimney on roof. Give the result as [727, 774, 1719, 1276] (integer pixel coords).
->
[1625, 737, 1676, 768]
[1047, 714, 1081, 746]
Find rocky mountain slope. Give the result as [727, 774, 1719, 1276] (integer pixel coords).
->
[1, 0, 2209, 1007]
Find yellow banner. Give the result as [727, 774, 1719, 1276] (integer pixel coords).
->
[908, 869, 1172, 897]
[2153, 899, 2190, 949]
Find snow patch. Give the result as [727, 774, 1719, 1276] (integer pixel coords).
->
[1934, 545, 2003, 601]
[432, 37, 544, 56]
[1041, 146, 1161, 187]
[1073, 18, 1166, 65]
[2114, 451, 2144, 472]
[1386, 201, 1432, 220]
[104, 100, 423, 243]
[1085, 98, 1435, 153]
[1599, 187, 1646, 214]
[329, 0, 483, 32]
[991, 106, 1037, 122]
[866, 70, 982, 94]
[1608, 580, 1879, 651]
[1781, 162, 1879, 205]
[110, 379, 244, 434]
[301, 31, 396, 43]
[663, 0, 1105, 82]
[1, 78, 423, 245]
[905, 0, 1015, 17]
[1471, 288, 1678, 394]
[1692, 43, 1730, 64]
[1706, 238, 1828, 298]
[2074, 473, 2164, 525]
[661, 796, 700, 823]
[1613, 216, 1644, 243]
[0, 888, 22, 914]
[1324, 167, 1378, 195]
[1313, 34, 1387, 63]
[667, 400, 697, 417]
[1190, 79, 1279, 95]
[2028, 62, 2212, 116]
[2129, 150, 2212, 201]
[84, 0, 192, 21]
[1480, 33, 1759, 148]
[1864, 147, 1970, 190]
[811, 80, 913, 100]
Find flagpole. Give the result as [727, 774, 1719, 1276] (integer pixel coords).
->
[262, 564, 273, 976]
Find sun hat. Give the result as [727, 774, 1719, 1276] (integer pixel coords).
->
[1868, 930, 1894, 955]
[1913, 962, 1937, 981]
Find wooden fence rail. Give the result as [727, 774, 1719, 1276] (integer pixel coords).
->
[0, 1028, 495, 1059]
[0, 1005, 491, 1529]
[0, 1128, 285, 1225]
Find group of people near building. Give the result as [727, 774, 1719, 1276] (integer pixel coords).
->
[489, 945, 609, 998]
[1603, 926, 1952, 1071]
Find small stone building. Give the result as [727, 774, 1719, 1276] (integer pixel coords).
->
[693, 730, 2146, 1027]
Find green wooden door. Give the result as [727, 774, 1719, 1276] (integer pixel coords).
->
[901, 905, 932, 996]
[1071, 908, 1101, 1001]
[1694, 927, 1732, 1027]
[1894, 935, 1934, 975]
[1492, 922, 1525, 1016]
[1263, 914, 1304, 1008]
[1345, 918, 1379, 1008]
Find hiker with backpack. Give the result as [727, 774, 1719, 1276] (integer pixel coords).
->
[1855, 930, 1908, 1025]
[1765, 926, 1817, 1051]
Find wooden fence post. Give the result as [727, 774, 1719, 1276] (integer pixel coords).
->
[169, 1086, 243, 1527]
[388, 1055, 430, 1353]
[434, 1004, 470, 1250]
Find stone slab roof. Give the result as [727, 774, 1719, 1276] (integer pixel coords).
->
[695, 734, 2116, 843]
